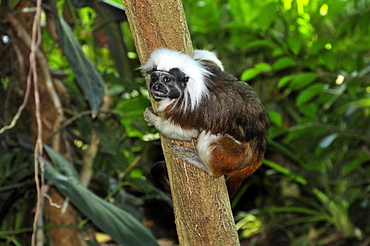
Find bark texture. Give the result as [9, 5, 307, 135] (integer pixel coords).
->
[122, 0, 240, 245]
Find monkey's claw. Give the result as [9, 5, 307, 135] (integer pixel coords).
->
[144, 107, 157, 126]
[172, 145, 209, 173]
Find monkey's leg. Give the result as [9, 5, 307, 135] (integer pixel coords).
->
[172, 145, 213, 175]
[206, 134, 263, 197]
[226, 156, 263, 197]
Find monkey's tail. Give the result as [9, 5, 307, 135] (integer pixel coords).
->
[226, 160, 263, 198]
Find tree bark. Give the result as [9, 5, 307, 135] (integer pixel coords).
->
[121, 0, 240, 245]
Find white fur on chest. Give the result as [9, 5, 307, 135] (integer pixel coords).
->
[159, 119, 199, 141]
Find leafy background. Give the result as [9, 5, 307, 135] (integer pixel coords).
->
[0, 0, 369, 245]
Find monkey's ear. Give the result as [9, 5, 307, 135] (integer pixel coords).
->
[181, 77, 189, 83]
[146, 67, 157, 74]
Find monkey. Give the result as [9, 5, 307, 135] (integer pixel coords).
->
[142, 48, 269, 197]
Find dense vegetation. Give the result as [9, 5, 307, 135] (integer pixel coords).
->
[0, 0, 369, 245]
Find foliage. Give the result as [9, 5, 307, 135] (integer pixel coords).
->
[184, 0, 370, 244]
[0, 0, 161, 244]
[0, 0, 369, 245]
[42, 145, 158, 246]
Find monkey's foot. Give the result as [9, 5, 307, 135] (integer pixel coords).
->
[172, 145, 211, 174]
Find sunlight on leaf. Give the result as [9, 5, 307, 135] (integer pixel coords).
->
[319, 133, 338, 148]
[272, 57, 296, 71]
[290, 72, 318, 90]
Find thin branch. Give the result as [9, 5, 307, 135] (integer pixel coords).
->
[0, 46, 31, 135]
[15, 0, 45, 245]
[79, 129, 100, 187]
[7, 15, 65, 149]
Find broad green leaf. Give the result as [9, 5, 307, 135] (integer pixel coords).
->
[296, 83, 326, 107]
[272, 57, 296, 71]
[287, 33, 302, 55]
[188, 0, 220, 34]
[290, 72, 318, 90]
[268, 111, 283, 126]
[243, 40, 277, 51]
[256, 2, 277, 32]
[277, 75, 293, 88]
[299, 104, 317, 118]
[51, 1, 104, 116]
[44, 145, 79, 179]
[241, 69, 260, 81]
[241, 63, 272, 81]
[254, 63, 272, 72]
[117, 96, 149, 119]
[43, 146, 158, 246]
[117, 96, 150, 138]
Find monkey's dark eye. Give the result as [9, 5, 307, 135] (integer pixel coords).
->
[163, 76, 171, 83]
[151, 74, 159, 81]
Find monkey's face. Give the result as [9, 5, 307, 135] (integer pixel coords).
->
[148, 68, 189, 100]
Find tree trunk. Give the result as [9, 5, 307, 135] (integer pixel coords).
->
[121, 0, 240, 245]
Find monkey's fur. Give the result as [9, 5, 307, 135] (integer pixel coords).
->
[142, 48, 269, 197]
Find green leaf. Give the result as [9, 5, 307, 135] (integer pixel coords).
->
[51, 1, 104, 116]
[256, 2, 277, 32]
[241, 63, 271, 81]
[263, 159, 307, 185]
[296, 83, 326, 107]
[44, 145, 79, 179]
[277, 75, 293, 88]
[287, 33, 302, 55]
[241, 68, 260, 81]
[272, 57, 296, 71]
[243, 40, 277, 51]
[43, 146, 158, 246]
[290, 72, 318, 90]
[268, 111, 283, 126]
[254, 63, 272, 72]
[299, 104, 318, 118]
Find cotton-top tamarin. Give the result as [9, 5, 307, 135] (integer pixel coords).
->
[142, 48, 269, 197]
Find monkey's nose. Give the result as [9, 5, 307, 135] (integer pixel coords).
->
[152, 83, 168, 98]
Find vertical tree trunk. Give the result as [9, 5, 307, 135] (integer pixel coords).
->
[121, 0, 240, 245]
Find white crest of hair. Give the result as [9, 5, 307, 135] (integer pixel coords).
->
[193, 50, 224, 71]
[142, 48, 210, 111]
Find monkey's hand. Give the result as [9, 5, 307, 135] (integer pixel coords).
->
[144, 107, 158, 126]
[144, 107, 199, 141]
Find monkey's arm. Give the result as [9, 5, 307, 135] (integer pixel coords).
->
[144, 107, 199, 141]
